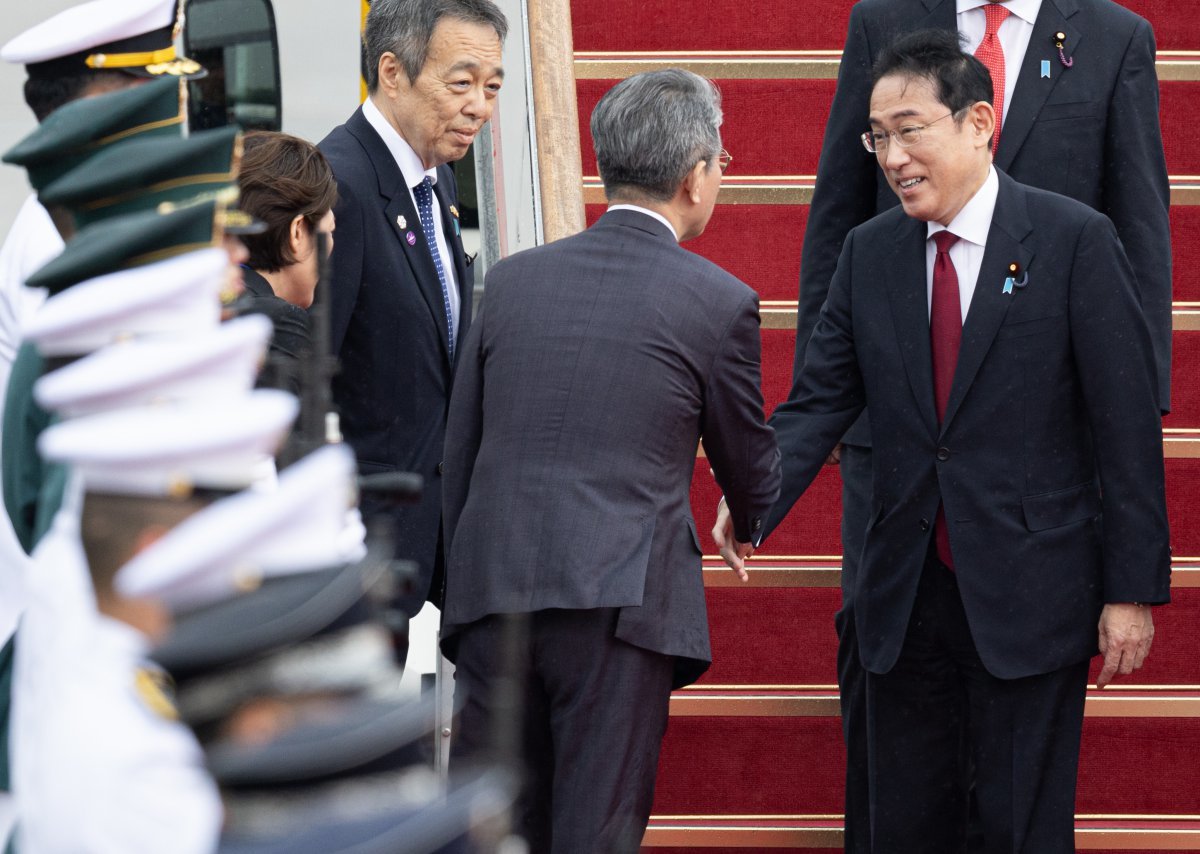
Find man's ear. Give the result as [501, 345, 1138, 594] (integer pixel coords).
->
[969, 100, 996, 148]
[377, 52, 404, 98]
[682, 159, 707, 205]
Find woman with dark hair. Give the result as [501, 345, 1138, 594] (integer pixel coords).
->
[235, 131, 337, 393]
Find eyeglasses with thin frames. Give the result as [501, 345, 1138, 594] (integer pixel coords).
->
[860, 111, 956, 154]
[717, 148, 733, 173]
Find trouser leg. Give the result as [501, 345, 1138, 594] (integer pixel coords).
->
[866, 557, 970, 854]
[534, 608, 674, 854]
[837, 443, 872, 854]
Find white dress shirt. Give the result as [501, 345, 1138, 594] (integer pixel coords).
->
[361, 97, 461, 346]
[926, 166, 1000, 324]
[957, 0, 1043, 130]
[607, 204, 679, 242]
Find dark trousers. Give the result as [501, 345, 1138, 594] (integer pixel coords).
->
[866, 555, 1089, 854]
[837, 444, 873, 854]
[450, 608, 675, 854]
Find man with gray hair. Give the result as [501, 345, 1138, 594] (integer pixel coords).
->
[440, 69, 781, 853]
[318, 0, 506, 628]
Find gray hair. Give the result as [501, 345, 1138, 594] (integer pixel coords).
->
[363, 0, 508, 91]
[590, 69, 723, 202]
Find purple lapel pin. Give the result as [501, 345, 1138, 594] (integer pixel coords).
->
[406, 231, 417, 246]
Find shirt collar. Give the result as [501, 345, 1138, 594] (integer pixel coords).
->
[606, 204, 679, 242]
[361, 97, 438, 190]
[927, 165, 999, 247]
[956, 0, 1041, 25]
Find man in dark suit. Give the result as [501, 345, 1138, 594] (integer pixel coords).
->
[441, 69, 781, 853]
[717, 30, 1168, 851]
[318, 0, 507, 620]
[787, 2, 1172, 846]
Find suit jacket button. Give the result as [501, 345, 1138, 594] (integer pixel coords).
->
[437, 461, 445, 475]
[936, 447, 951, 461]
[919, 518, 931, 532]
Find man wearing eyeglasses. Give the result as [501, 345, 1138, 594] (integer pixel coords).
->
[765, 1, 1170, 849]
[717, 29, 1168, 852]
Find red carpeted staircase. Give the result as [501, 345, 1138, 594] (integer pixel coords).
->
[567, 1, 1200, 849]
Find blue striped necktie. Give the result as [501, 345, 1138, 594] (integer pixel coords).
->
[413, 176, 455, 362]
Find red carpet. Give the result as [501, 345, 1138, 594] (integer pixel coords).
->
[1173, 208, 1200, 302]
[653, 715, 1200, 815]
[700, 587, 1200, 686]
[586, 204, 810, 304]
[572, 0, 1200, 52]
[579, 80, 1197, 175]
[578, 79, 837, 177]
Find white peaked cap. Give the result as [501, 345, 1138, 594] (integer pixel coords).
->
[115, 445, 367, 611]
[24, 247, 227, 357]
[38, 389, 298, 497]
[35, 314, 272, 418]
[1, 0, 177, 64]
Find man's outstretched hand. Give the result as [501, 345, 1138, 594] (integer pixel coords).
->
[713, 497, 753, 582]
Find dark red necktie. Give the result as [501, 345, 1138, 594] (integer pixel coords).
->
[931, 231, 961, 569]
[974, 2, 1011, 153]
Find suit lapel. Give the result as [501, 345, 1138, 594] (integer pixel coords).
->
[939, 173, 1034, 432]
[995, 0, 1082, 170]
[918, 0, 957, 30]
[347, 108, 455, 366]
[885, 216, 940, 440]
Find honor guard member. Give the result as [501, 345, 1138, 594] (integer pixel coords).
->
[0, 74, 190, 790]
[12, 388, 297, 854]
[5, 185, 256, 555]
[140, 449, 509, 854]
[0, 0, 203, 400]
[0, 208, 253, 802]
[0, 76, 190, 551]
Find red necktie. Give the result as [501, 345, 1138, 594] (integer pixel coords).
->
[974, 2, 1011, 153]
[931, 231, 961, 569]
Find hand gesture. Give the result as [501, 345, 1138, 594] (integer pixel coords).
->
[712, 497, 753, 582]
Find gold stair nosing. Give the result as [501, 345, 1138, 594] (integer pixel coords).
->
[667, 689, 1200, 718]
[758, 301, 1200, 332]
[696, 429, 1200, 459]
[641, 817, 1200, 849]
[574, 50, 1200, 83]
[700, 563, 1200, 588]
[582, 178, 1200, 206]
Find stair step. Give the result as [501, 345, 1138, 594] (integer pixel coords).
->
[689, 458, 1200, 557]
[699, 561, 1200, 588]
[653, 713, 1200, 814]
[582, 176, 1200, 206]
[668, 687, 1200, 718]
[585, 200, 1200, 305]
[573, 50, 1200, 82]
[576, 82, 1198, 176]
[752, 303, 1200, 333]
[640, 817, 1200, 850]
[696, 582, 1200, 686]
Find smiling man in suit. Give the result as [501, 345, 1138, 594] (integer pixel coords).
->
[719, 30, 1168, 851]
[319, 0, 506, 625]
[781, 2, 1172, 847]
